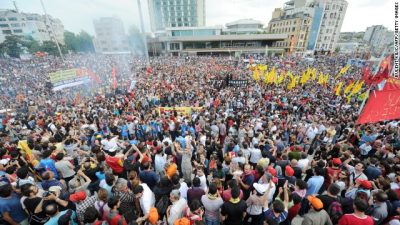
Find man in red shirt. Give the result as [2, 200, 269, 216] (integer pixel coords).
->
[325, 158, 342, 189]
[339, 198, 374, 225]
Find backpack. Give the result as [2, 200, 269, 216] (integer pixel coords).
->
[156, 195, 170, 215]
[97, 201, 106, 219]
[327, 198, 343, 225]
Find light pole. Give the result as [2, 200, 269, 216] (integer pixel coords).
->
[40, 0, 64, 61]
[136, 0, 150, 66]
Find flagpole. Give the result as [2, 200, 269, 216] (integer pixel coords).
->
[40, 0, 64, 61]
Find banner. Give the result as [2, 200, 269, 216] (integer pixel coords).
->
[357, 89, 400, 124]
[228, 79, 248, 87]
[158, 107, 203, 116]
[49, 68, 90, 91]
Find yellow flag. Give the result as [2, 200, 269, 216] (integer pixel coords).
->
[335, 65, 351, 79]
[335, 82, 343, 96]
[253, 69, 260, 81]
[358, 90, 369, 101]
[263, 70, 269, 83]
[351, 80, 364, 95]
[344, 81, 355, 94]
[318, 73, 323, 84]
[311, 68, 317, 80]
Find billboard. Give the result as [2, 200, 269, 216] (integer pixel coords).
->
[49, 68, 91, 91]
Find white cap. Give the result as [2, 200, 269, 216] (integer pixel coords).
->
[253, 183, 267, 194]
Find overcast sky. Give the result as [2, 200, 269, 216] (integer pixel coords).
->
[0, 0, 393, 35]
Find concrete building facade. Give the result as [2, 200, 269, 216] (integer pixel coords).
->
[0, 9, 64, 44]
[148, 0, 205, 31]
[224, 19, 264, 35]
[147, 26, 287, 56]
[363, 25, 394, 56]
[267, 0, 348, 54]
[93, 17, 130, 54]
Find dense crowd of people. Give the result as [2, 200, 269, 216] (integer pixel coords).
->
[0, 53, 399, 225]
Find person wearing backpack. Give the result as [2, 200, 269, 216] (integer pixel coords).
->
[103, 196, 127, 225]
[318, 184, 343, 225]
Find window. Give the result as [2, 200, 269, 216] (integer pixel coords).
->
[13, 29, 23, 33]
[292, 27, 295, 32]
[11, 23, 20, 27]
[0, 24, 9, 28]
[8, 17, 17, 21]
[0, 18, 6, 21]
[2, 30, 11, 34]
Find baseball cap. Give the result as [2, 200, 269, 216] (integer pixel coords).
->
[307, 195, 324, 210]
[267, 166, 277, 177]
[285, 166, 295, 177]
[148, 207, 159, 224]
[174, 217, 190, 225]
[332, 158, 342, 166]
[356, 179, 372, 189]
[69, 191, 86, 202]
[253, 183, 267, 194]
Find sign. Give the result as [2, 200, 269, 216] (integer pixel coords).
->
[49, 68, 91, 91]
[357, 89, 400, 124]
[129, 80, 137, 91]
[158, 107, 203, 116]
[228, 79, 249, 87]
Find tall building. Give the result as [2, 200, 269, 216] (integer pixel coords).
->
[93, 17, 130, 53]
[148, 0, 205, 31]
[267, 0, 348, 54]
[0, 9, 64, 44]
[224, 19, 264, 35]
[363, 25, 394, 56]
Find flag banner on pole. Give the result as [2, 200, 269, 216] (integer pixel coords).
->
[112, 66, 117, 89]
[357, 89, 400, 124]
[383, 77, 400, 91]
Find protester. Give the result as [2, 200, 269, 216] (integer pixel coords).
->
[0, 54, 398, 225]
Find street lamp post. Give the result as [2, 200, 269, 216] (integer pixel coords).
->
[40, 0, 64, 61]
[136, 0, 150, 66]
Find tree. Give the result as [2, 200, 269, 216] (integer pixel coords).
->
[64, 31, 78, 52]
[0, 35, 24, 58]
[63, 30, 95, 53]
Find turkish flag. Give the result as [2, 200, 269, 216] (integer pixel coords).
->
[357, 89, 400, 124]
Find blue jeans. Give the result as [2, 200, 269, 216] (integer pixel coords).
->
[205, 217, 220, 225]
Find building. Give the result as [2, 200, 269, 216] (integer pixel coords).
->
[147, 26, 287, 56]
[93, 17, 130, 54]
[267, 8, 312, 54]
[363, 25, 394, 56]
[267, 0, 348, 54]
[223, 19, 265, 35]
[148, 0, 205, 31]
[0, 9, 64, 44]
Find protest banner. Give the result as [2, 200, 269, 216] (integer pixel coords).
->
[49, 68, 91, 91]
[158, 107, 203, 116]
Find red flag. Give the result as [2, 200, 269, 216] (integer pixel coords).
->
[383, 77, 400, 91]
[364, 55, 392, 86]
[357, 89, 400, 124]
[112, 66, 117, 89]
[146, 67, 151, 75]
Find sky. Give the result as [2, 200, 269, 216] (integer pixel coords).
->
[0, 0, 393, 35]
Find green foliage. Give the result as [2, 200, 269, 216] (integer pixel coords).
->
[63, 30, 95, 53]
[0, 35, 24, 58]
